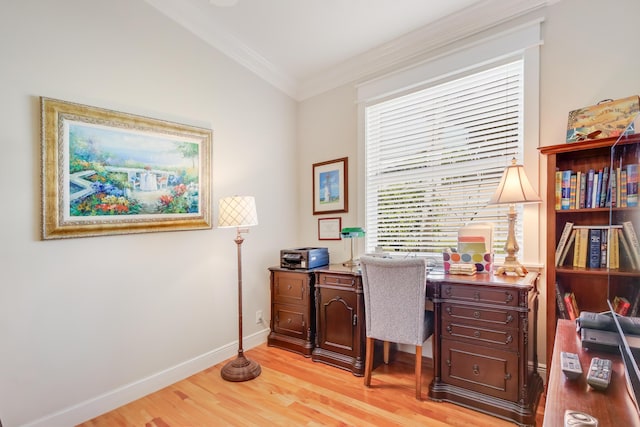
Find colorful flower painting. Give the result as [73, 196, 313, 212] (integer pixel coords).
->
[41, 97, 212, 239]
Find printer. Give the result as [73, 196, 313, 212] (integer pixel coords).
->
[280, 247, 329, 270]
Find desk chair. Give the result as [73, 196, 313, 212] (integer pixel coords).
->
[359, 256, 434, 400]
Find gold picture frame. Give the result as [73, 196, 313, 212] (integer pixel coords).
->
[41, 97, 212, 239]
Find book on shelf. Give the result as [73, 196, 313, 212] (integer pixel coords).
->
[555, 170, 562, 210]
[599, 166, 609, 208]
[628, 163, 638, 207]
[561, 170, 572, 210]
[555, 222, 574, 266]
[555, 282, 568, 320]
[622, 221, 640, 270]
[618, 228, 638, 270]
[558, 229, 577, 267]
[588, 228, 601, 269]
[608, 227, 619, 269]
[621, 168, 628, 207]
[573, 228, 589, 268]
[564, 292, 579, 321]
[579, 171, 587, 209]
[591, 171, 600, 209]
[599, 228, 608, 268]
[586, 169, 595, 208]
[613, 296, 631, 316]
[607, 168, 617, 208]
[569, 173, 577, 209]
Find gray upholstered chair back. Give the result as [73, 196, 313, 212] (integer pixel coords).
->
[360, 256, 432, 346]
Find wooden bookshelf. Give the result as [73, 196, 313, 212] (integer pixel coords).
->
[539, 134, 640, 375]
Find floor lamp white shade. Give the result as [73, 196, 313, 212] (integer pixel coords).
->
[218, 196, 258, 228]
[217, 195, 261, 382]
[488, 159, 541, 276]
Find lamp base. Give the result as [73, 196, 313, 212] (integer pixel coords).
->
[495, 257, 528, 277]
[343, 258, 360, 267]
[220, 353, 261, 382]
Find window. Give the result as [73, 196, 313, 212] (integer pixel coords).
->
[364, 60, 524, 257]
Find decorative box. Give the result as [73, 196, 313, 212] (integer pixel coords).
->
[566, 96, 639, 142]
[443, 251, 493, 274]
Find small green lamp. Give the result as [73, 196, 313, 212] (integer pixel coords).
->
[341, 227, 366, 267]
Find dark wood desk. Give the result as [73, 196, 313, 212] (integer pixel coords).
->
[543, 319, 640, 426]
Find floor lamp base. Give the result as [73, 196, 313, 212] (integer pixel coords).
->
[221, 353, 262, 382]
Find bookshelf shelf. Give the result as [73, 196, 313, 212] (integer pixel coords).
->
[540, 135, 640, 376]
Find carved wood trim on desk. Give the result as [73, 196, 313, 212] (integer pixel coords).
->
[543, 319, 640, 426]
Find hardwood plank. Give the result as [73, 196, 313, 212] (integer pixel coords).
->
[78, 344, 545, 426]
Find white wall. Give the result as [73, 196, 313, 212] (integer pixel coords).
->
[0, 1, 297, 426]
[297, 0, 640, 371]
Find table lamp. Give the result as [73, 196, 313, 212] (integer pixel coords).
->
[217, 195, 261, 382]
[488, 158, 541, 276]
[341, 227, 365, 267]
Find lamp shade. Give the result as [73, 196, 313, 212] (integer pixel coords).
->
[218, 196, 258, 228]
[488, 159, 541, 205]
[341, 227, 365, 238]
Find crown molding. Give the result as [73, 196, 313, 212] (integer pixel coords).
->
[144, 0, 297, 98]
[297, 0, 555, 100]
[146, 0, 560, 101]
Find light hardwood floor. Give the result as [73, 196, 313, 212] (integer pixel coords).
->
[78, 344, 545, 426]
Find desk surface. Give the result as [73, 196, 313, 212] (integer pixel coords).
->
[544, 319, 640, 426]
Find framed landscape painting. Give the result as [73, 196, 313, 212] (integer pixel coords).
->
[312, 157, 348, 215]
[40, 97, 212, 239]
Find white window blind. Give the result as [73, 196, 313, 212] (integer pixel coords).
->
[364, 60, 524, 257]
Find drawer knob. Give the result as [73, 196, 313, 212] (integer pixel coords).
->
[506, 335, 513, 344]
[473, 291, 480, 301]
[505, 292, 513, 303]
[473, 364, 480, 375]
[446, 325, 453, 334]
[506, 314, 514, 323]
[287, 318, 292, 324]
[473, 311, 481, 319]
[444, 287, 452, 296]
[288, 284, 292, 290]
[474, 330, 481, 338]
[445, 306, 452, 314]
[505, 373, 512, 381]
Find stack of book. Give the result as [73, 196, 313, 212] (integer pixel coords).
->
[554, 146, 639, 210]
[555, 221, 640, 270]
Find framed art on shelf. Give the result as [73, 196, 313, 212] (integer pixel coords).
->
[312, 157, 348, 215]
[318, 217, 342, 240]
[40, 97, 213, 239]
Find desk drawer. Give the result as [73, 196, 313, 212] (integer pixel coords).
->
[441, 284, 518, 307]
[272, 303, 309, 340]
[442, 321, 517, 350]
[317, 273, 359, 290]
[441, 338, 518, 402]
[273, 271, 311, 304]
[442, 302, 518, 329]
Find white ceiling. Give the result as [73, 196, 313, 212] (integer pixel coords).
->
[144, 0, 554, 100]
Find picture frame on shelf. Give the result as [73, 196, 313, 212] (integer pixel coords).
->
[318, 217, 342, 240]
[312, 157, 348, 215]
[40, 97, 213, 239]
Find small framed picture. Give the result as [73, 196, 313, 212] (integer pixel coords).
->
[318, 217, 342, 240]
[312, 157, 348, 215]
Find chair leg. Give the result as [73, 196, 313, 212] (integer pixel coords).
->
[415, 345, 422, 400]
[383, 340, 390, 364]
[364, 337, 374, 387]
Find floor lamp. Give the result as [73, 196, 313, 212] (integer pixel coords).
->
[488, 158, 541, 276]
[218, 195, 261, 382]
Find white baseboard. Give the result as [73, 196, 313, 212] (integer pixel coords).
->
[21, 329, 270, 427]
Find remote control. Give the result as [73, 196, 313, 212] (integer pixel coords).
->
[561, 351, 582, 379]
[586, 357, 612, 391]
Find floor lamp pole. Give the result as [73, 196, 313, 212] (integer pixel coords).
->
[220, 229, 261, 382]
